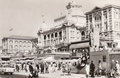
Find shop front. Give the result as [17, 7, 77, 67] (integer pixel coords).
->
[69, 40, 90, 59]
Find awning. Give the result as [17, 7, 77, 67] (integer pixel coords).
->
[70, 42, 89, 49]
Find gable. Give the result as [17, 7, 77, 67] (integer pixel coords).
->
[91, 6, 101, 12]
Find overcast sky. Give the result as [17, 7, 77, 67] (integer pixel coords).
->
[0, 0, 120, 45]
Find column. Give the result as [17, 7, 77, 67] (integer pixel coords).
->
[101, 10, 104, 32]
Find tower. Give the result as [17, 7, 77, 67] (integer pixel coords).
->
[37, 15, 47, 48]
[66, 1, 86, 26]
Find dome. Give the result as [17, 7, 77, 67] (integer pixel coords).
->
[69, 1, 85, 16]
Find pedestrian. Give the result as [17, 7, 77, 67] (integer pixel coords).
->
[67, 62, 72, 75]
[16, 64, 20, 72]
[21, 63, 24, 70]
[110, 60, 116, 77]
[115, 60, 120, 76]
[58, 62, 61, 70]
[36, 64, 39, 72]
[27, 63, 29, 72]
[29, 63, 34, 74]
[97, 60, 102, 76]
[90, 61, 95, 77]
[44, 62, 49, 73]
[62, 63, 66, 75]
[40, 62, 44, 74]
[85, 62, 90, 78]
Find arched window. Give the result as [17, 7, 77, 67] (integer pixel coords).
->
[15, 40, 18, 44]
[44, 35, 46, 40]
[48, 34, 50, 39]
[81, 31, 85, 36]
[19, 41, 22, 44]
[81, 31, 85, 40]
[15, 45, 18, 48]
[59, 31, 62, 37]
[51, 34, 54, 38]
[55, 32, 58, 37]
[9, 40, 13, 43]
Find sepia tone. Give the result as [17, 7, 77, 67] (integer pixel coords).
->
[0, 0, 120, 78]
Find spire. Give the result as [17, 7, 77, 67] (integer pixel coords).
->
[39, 15, 48, 32]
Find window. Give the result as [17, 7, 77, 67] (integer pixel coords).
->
[55, 32, 57, 37]
[48, 34, 50, 39]
[81, 31, 85, 40]
[19, 45, 22, 48]
[107, 43, 112, 48]
[24, 41, 26, 43]
[103, 55, 106, 62]
[9, 45, 13, 48]
[9, 40, 13, 43]
[81, 31, 85, 36]
[59, 31, 62, 37]
[19, 41, 22, 44]
[28, 41, 31, 43]
[44, 35, 46, 40]
[15, 40, 18, 44]
[15, 45, 18, 48]
[51, 34, 54, 38]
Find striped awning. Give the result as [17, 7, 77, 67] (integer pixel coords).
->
[70, 42, 89, 49]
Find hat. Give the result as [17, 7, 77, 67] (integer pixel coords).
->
[116, 60, 118, 63]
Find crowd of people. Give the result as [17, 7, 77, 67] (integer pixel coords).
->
[14, 57, 120, 78]
[15, 60, 73, 76]
[85, 60, 120, 78]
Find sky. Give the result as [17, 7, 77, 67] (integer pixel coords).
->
[0, 0, 120, 45]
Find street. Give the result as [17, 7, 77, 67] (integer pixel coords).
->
[0, 70, 109, 78]
[0, 74, 28, 78]
[0, 74, 46, 78]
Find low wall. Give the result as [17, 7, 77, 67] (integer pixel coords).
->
[90, 50, 120, 72]
[90, 50, 109, 71]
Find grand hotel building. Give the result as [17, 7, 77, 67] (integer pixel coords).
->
[2, 35, 37, 56]
[86, 5, 120, 50]
[38, 3, 120, 58]
[37, 2, 87, 54]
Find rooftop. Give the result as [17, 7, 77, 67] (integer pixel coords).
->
[3, 35, 36, 40]
[85, 5, 120, 14]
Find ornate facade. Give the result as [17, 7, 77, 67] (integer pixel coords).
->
[86, 5, 120, 50]
[37, 2, 86, 53]
[2, 35, 37, 56]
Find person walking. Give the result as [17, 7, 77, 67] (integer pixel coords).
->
[36, 64, 39, 72]
[58, 62, 61, 70]
[62, 63, 66, 75]
[16, 64, 20, 72]
[90, 61, 95, 77]
[40, 62, 44, 74]
[98, 60, 102, 76]
[110, 60, 116, 77]
[29, 63, 34, 74]
[85, 62, 90, 78]
[115, 61, 120, 76]
[67, 62, 71, 75]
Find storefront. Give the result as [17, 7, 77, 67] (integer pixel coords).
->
[69, 40, 90, 59]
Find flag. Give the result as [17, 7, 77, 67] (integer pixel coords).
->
[66, 2, 71, 9]
[9, 28, 13, 31]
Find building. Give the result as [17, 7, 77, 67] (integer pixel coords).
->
[0, 46, 2, 54]
[86, 5, 120, 51]
[2, 35, 37, 56]
[54, 1, 86, 27]
[37, 2, 86, 54]
[85, 5, 120, 71]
